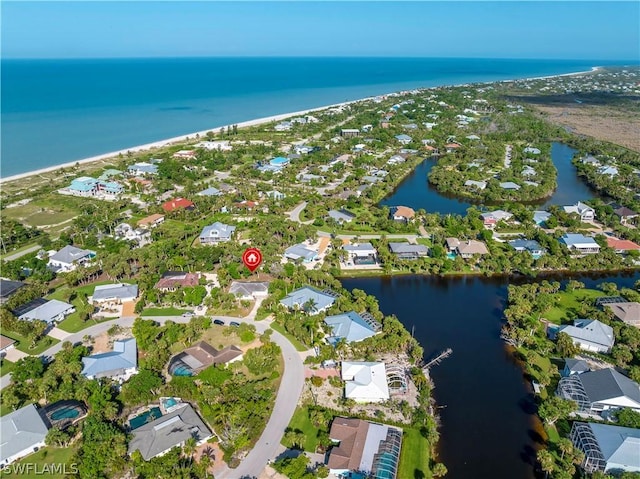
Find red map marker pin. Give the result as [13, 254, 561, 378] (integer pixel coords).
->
[242, 247, 263, 273]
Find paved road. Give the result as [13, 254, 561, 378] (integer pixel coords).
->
[287, 201, 313, 225]
[2, 244, 40, 262]
[317, 230, 420, 242]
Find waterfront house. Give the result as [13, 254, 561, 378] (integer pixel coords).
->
[327, 418, 402, 479]
[465, 180, 487, 190]
[274, 121, 292, 131]
[0, 404, 50, 466]
[0, 279, 25, 304]
[154, 272, 200, 292]
[606, 237, 640, 254]
[613, 205, 638, 225]
[13, 298, 75, 324]
[161, 198, 195, 213]
[499, 181, 521, 190]
[81, 338, 138, 381]
[328, 209, 356, 224]
[47, 245, 95, 273]
[136, 213, 165, 229]
[172, 150, 196, 159]
[557, 368, 640, 414]
[389, 205, 415, 222]
[581, 155, 601, 166]
[523, 147, 541, 154]
[128, 403, 212, 461]
[68, 176, 99, 196]
[389, 242, 429, 260]
[228, 281, 270, 301]
[604, 301, 640, 328]
[455, 240, 489, 258]
[280, 287, 337, 315]
[342, 362, 390, 403]
[561, 358, 590, 377]
[168, 341, 243, 376]
[395, 134, 412, 145]
[560, 233, 600, 254]
[445, 143, 461, 153]
[509, 239, 545, 258]
[343, 243, 378, 265]
[197, 187, 222, 197]
[481, 210, 513, 229]
[199, 222, 236, 244]
[555, 319, 614, 353]
[563, 201, 596, 221]
[194, 140, 232, 151]
[324, 312, 380, 345]
[533, 210, 552, 226]
[570, 422, 640, 474]
[284, 244, 318, 263]
[599, 165, 619, 177]
[91, 283, 138, 304]
[128, 162, 158, 176]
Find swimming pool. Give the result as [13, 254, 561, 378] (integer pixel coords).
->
[51, 407, 80, 421]
[129, 407, 162, 429]
[162, 397, 178, 408]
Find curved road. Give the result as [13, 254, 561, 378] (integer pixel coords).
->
[1, 310, 306, 479]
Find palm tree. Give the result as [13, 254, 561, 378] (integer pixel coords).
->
[183, 436, 197, 463]
[536, 449, 555, 478]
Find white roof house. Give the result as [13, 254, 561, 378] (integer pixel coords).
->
[557, 319, 615, 353]
[280, 287, 336, 315]
[47, 245, 95, 273]
[563, 201, 596, 221]
[16, 299, 75, 324]
[81, 338, 138, 381]
[341, 361, 390, 403]
[344, 243, 377, 259]
[0, 404, 50, 466]
[284, 244, 318, 263]
[199, 222, 235, 244]
[91, 283, 138, 303]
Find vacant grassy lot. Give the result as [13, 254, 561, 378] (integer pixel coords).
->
[398, 427, 432, 479]
[2, 200, 78, 229]
[545, 288, 605, 324]
[0, 446, 78, 479]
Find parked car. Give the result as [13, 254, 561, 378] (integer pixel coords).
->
[213, 319, 225, 326]
[230, 321, 241, 327]
[182, 311, 195, 317]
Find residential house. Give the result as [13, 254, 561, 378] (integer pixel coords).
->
[606, 237, 640, 254]
[14, 298, 75, 324]
[327, 417, 402, 479]
[533, 211, 552, 226]
[560, 233, 601, 254]
[168, 342, 243, 376]
[274, 121, 292, 131]
[47, 245, 95, 273]
[91, 283, 138, 304]
[604, 302, 640, 328]
[128, 162, 158, 176]
[172, 150, 196, 159]
[455, 240, 489, 258]
[481, 210, 513, 229]
[465, 180, 487, 190]
[199, 222, 236, 244]
[581, 155, 601, 166]
[557, 368, 640, 414]
[341, 129, 360, 138]
[561, 358, 590, 377]
[266, 190, 286, 200]
[343, 243, 378, 265]
[194, 140, 232, 151]
[523, 147, 541, 154]
[509, 239, 545, 258]
[284, 244, 318, 263]
[499, 182, 521, 190]
[197, 187, 222, 197]
[0, 335, 16, 354]
[128, 403, 212, 461]
[395, 134, 412, 145]
[570, 422, 640, 474]
[67, 177, 99, 196]
[228, 281, 270, 301]
[389, 205, 415, 222]
[389, 242, 429, 260]
[0, 279, 25, 304]
[555, 319, 615, 353]
[280, 287, 337, 315]
[328, 209, 356, 224]
[563, 201, 596, 221]
[324, 312, 380, 345]
[137, 214, 165, 229]
[154, 272, 200, 292]
[613, 205, 638, 225]
[599, 166, 619, 177]
[0, 404, 50, 466]
[114, 223, 151, 245]
[269, 157, 290, 168]
[342, 362, 389, 403]
[81, 338, 138, 381]
[161, 198, 195, 213]
[445, 143, 461, 153]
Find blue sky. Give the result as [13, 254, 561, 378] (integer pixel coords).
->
[2, 1, 638, 60]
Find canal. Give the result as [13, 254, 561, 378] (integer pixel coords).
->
[380, 142, 600, 214]
[358, 143, 632, 478]
[341, 271, 640, 479]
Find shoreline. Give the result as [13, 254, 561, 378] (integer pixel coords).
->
[0, 65, 601, 185]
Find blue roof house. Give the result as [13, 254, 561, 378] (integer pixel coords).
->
[560, 233, 601, 254]
[324, 312, 379, 345]
[269, 157, 290, 168]
[533, 210, 552, 226]
[100, 181, 124, 195]
[280, 287, 337, 315]
[81, 338, 138, 381]
[69, 177, 99, 195]
[509, 239, 545, 258]
[395, 134, 412, 145]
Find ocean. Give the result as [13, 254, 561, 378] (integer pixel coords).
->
[0, 57, 624, 177]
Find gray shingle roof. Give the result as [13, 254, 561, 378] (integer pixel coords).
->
[389, 243, 429, 255]
[92, 283, 138, 302]
[0, 404, 49, 464]
[199, 222, 235, 241]
[284, 244, 317, 261]
[49, 245, 94, 265]
[229, 281, 269, 297]
[0, 279, 25, 300]
[128, 403, 212, 461]
[579, 368, 640, 404]
[558, 319, 614, 349]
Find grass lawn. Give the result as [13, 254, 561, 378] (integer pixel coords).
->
[141, 307, 189, 316]
[269, 322, 309, 352]
[545, 288, 605, 324]
[2, 200, 78, 229]
[0, 446, 78, 479]
[0, 358, 16, 377]
[545, 424, 560, 444]
[177, 324, 246, 354]
[1, 331, 58, 355]
[398, 428, 432, 479]
[47, 281, 117, 333]
[283, 407, 322, 452]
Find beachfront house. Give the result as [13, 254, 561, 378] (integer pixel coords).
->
[570, 422, 640, 474]
[194, 140, 232, 151]
[199, 222, 236, 244]
[560, 233, 601, 254]
[0, 404, 50, 466]
[554, 319, 614, 353]
[563, 202, 596, 222]
[47, 245, 96, 273]
[128, 162, 158, 176]
[81, 338, 138, 381]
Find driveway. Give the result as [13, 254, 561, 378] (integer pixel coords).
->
[2, 244, 40, 262]
[287, 202, 313, 225]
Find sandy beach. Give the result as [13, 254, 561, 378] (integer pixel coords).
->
[0, 66, 600, 186]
